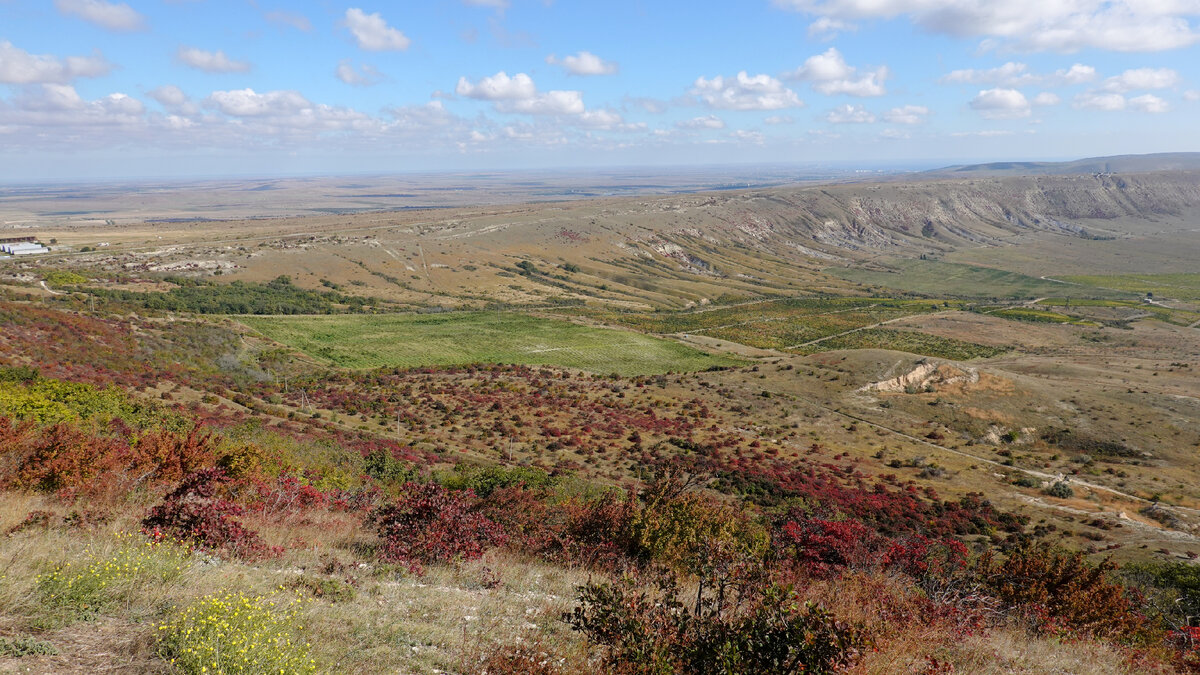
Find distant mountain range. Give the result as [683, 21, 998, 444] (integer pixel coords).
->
[928, 152, 1200, 177]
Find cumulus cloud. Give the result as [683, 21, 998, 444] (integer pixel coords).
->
[0, 41, 113, 84]
[546, 51, 618, 76]
[147, 84, 199, 116]
[176, 47, 252, 74]
[882, 104, 930, 124]
[940, 62, 1095, 88]
[1032, 92, 1061, 106]
[1073, 91, 1126, 111]
[344, 8, 411, 51]
[1128, 94, 1169, 113]
[336, 60, 384, 86]
[676, 115, 725, 130]
[690, 71, 802, 110]
[500, 90, 585, 115]
[825, 103, 875, 123]
[969, 88, 1031, 118]
[456, 71, 537, 100]
[784, 48, 888, 96]
[1099, 67, 1180, 92]
[807, 17, 856, 39]
[55, 0, 145, 32]
[771, 0, 1200, 52]
[1185, 90, 1200, 102]
[456, 71, 585, 115]
[148, 85, 188, 108]
[206, 89, 309, 117]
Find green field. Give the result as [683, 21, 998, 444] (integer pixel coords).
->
[1058, 273, 1200, 301]
[788, 328, 1007, 360]
[830, 260, 1134, 299]
[241, 312, 743, 376]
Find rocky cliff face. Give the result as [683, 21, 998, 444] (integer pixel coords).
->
[640, 171, 1200, 261]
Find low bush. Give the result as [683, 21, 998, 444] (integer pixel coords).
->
[371, 481, 506, 573]
[438, 463, 551, 498]
[0, 635, 59, 657]
[566, 571, 864, 674]
[976, 544, 1148, 639]
[142, 468, 279, 561]
[157, 590, 316, 674]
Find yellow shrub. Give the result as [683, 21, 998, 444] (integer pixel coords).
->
[158, 590, 316, 675]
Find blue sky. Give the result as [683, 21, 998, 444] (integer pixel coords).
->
[1, 0, 1199, 180]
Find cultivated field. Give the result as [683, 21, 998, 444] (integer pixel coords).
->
[832, 259, 1136, 299]
[241, 312, 742, 375]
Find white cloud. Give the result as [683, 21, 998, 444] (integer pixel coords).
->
[546, 51, 618, 76]
[1073, 91, 1126, 111]
[882, 104, 930, 124]
[690, 71, 802, 110]
[764, 115, 794, 124]
[336, 60, 384, 86]
[879, 128, 910, 139]
[676, 115, 725, 130]
[1128, 94, 1169, 113]
[1099, 67, 1180, 92]
[264, 11, 312, 32]
[456, 71, 537, 100]
[784, 48, 887, 96]
[826, 103, 875, 123]
[969, 88, 1031, 118]
[1032, 92, 1061, 106]
[940, 62, 1095, 87]
[344, 8, 411, 51]
[99, 92, 144, 116]
[499, 90, 585, 115]
[206, 89, 310, 117]
[731, 129, 765, 144]
[1053, 64, 1098, 86]
[1185, 90, 1200, 102]
[176, 47, 252, 74]
[17, 84, 85, 111]
[456, 72, 585, 116]
[771, 0, 1200, 52]
[55, 0, 145, 32]
[0, 41, 113, 84]
[148, 85, 187, 108]
[807, 17, 856, 39]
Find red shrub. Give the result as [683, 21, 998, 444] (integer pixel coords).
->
[142, 468, 279, 560]
[371, 481, 506, 574]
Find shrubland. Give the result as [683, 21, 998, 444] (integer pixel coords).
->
[0, 295, 1197, 674]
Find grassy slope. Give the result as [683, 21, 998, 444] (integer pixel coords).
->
[831, 259, 1136, 299]
[240, 312, 743, 376]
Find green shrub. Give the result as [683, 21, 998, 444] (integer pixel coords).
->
[0, 635, 59, 657]
[1046, 482, 1074, 499]
[437, 463, 551, 497]
[363, 449, 419, 486]
[1012, 475, 1041, 489]
[157, 591, 316, 674]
